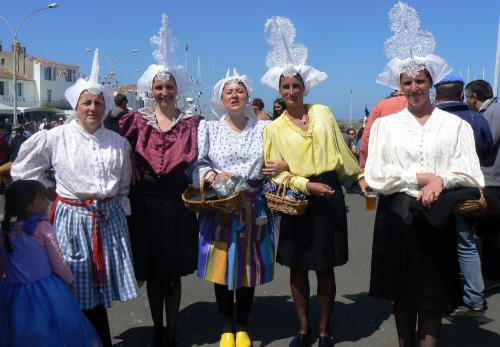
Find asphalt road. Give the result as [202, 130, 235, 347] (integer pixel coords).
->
[1, 193, 497, 346]
[106, 193, 500, 347]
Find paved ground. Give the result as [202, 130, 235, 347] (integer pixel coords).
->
[107, 194, 500, 346]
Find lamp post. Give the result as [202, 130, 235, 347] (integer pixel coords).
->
[85, 48, 139, 88]
[0, 3, 58, 124]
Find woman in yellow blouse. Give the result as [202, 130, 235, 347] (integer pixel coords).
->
[263, 74, 366, 346]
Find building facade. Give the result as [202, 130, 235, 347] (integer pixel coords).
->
[0, 42, 79, 122]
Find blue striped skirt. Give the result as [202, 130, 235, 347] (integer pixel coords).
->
[52, 198, 139, 310]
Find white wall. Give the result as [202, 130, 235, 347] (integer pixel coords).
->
[0, 77, 37, 107]
[33, 63, 79, 109]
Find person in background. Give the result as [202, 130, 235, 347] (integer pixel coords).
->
[359, 90, 407, 168]
[38, 118, 48, 131]
[272, 98, 286, 120]
[0, 125, 26, 186]
[0, 125, 9, 190]
[355, 127, 364, 155]
[435, 75, 492, 314]
[465, 79, 500, 288]
[346, 128, 358, 157]
[104, 94, 129, 134]
[251, 97, 270, 120]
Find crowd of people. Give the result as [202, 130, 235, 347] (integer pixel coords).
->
[1, 3, 500, 347]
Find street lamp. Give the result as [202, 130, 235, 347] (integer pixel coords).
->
[84, 48, 139, 88]
[0, 3, 58, 124]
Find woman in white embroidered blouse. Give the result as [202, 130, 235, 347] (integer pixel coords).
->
[11, 57, 138, 346]
[365, 68, 484, 347]
[193, 70, 286, 347]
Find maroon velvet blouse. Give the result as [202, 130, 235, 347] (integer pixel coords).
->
[119, 111, 202, 176]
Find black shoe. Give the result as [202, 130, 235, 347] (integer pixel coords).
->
[290, 331, 309, 347]
[318, 336, 334, 347]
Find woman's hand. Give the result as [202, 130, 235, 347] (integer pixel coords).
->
[306, 182, 335, 198]
[417, 175, 444, 208]
[358, 177, 368, 194]
[205, 171, 232, 184]
[416, 173, 436, 187]
[262, 160, 289, 177]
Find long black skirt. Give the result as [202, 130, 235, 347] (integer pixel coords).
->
[277, 171, 348, 271]
[369, 193, 461, 313]
[128, 174, 198, 281]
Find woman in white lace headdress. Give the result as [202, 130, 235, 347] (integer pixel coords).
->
[261, 16, 366, 347]
[193, 69, 288, 347]
[11, 49, 139, 346]
[118, 14, 201, 347]
[364, 2, 484, 346]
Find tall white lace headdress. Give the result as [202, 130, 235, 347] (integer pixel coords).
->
[260, 16, 327, 93]
[377, 1, 452, 90]
[64, 48, 114, 115]
[137, 14, 192, 94]
[210, 68, 255, 120]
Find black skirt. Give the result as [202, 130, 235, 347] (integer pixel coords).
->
[128, 174, 198, 281]
[277, 171, 348, 271]
[369, 193, 461, 313]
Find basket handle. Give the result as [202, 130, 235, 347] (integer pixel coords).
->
[200, 169, 219, 203]
[450, 171, 485, 197]
[276, 175, 293, 197]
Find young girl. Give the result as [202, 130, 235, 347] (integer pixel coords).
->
[0, 180, 102, 347]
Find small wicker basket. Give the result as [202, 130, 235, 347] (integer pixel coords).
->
[264, 175, 308, 216]
[452, 171, 488, 217]
[182, 169, 244, 214]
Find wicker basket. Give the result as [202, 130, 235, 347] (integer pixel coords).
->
[182, 169, 244, 214]
[452, 171, 488, 217]
[264, 175, 308, 216]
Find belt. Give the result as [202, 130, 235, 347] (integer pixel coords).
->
[49, 196, 112, 287]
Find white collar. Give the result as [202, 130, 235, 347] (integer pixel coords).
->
[139, 106, 194, 132]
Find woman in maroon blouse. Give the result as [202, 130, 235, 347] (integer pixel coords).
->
[120, 74, 200, 347]
[120, 16, 200, 346]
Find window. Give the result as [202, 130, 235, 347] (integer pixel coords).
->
[0, 58, 4, 66]
[0, 81, 4, 95]
[44, 67, 52, 80]
[65, 69, 73, 82]
[16, 83, 23, 97]
[47, 89, 52, 102]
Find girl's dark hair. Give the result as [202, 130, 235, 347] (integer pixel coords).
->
[2, 180, 46, 253]
[272, 98, 286, 119]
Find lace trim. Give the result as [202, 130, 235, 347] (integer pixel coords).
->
[138, 107, 186, 133]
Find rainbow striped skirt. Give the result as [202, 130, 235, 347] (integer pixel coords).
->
[197, 188, 275, 289]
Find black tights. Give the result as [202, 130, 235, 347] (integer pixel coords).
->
[214, 283, 255, 333]
[290, 269, 336, 337]
[83, 304, 112, 347]
[394, 303, 441, 347]
[147, 279, 181, 344]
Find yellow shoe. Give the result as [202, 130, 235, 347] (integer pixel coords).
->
[235, 331, 252, 347]
[219, 332, 235, 347]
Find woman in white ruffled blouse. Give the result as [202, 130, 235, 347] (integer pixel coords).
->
[365, 67, 484, 347]
[11, 51, 138, 347]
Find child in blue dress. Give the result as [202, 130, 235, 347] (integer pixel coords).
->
[0, 180, 102, 347]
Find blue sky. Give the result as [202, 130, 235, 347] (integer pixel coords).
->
[1, 0, 499, 119]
